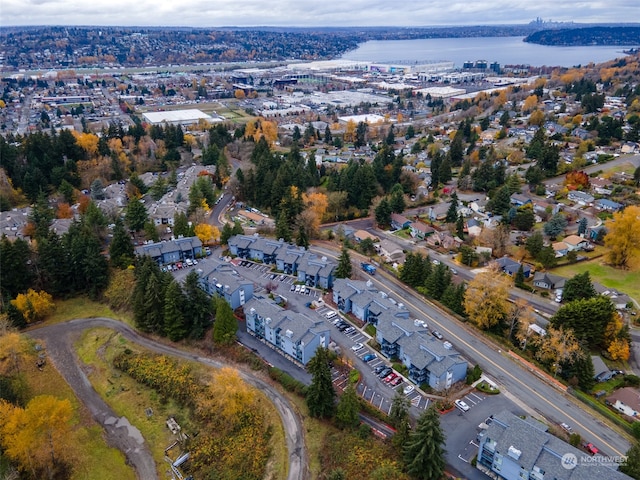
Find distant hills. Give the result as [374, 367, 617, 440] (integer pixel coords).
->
[525, 26, 640, 46]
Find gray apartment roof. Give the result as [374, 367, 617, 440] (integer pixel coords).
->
[332, 278, 376, 300]
[200, 262, 252, 292]
[486, 411, 630, 480]
[376, 313, 423, 344]
[135, 236, 202, 257]
[244, 297, 323, 344]
[397, 333, 464, 374]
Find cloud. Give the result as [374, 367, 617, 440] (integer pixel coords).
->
[2, 0, 636, 26]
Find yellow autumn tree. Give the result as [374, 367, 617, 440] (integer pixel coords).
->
[195, 223, 220, 245]
[0, 331, 26, 376]
[302, 191, 328, 230]
[234, 89, 246, 99]
[463, 266, 511, 330]
[535, 326, 581, 375]
[523, 95, 538, 113]
[529, 109, 545, 126]
[608, 338, 630, 361]
[10, 289, 55, 324]
[344, 120, 357, 142]
[73, 131, 99, 157]
[0, 396, 75, 478]
[493, 90, 508, 109]
[604, 205, 640, 268]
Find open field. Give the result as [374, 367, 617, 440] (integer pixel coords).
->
[42, 297, 134, 327]
[552, 258, 640, 305]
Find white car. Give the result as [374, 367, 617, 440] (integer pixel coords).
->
[185, 258, 193, 266]
[403, 385, 415, 395]
[455, 399, 470, 412]
[351, 343, 363, 351]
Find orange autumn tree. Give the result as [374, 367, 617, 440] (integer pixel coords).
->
[564, 170, 590, 190]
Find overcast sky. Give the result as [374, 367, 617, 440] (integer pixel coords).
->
[3, 0, 636, 27]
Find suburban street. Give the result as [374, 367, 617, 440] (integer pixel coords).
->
[311, 245, 632, 458]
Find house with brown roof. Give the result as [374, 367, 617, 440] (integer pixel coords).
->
[563, 234, 590, 251]
[607, 387, 640, 419]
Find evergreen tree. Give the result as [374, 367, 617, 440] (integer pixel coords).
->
[29, 192, 54, 240]
[537, 245, 557, 268]
[125, 199, 148, 232]
[515, 265, 525, 288]
[143, 270, 167, 334]
[621, 441, 640, 479]
[306, 347, 336, 418]
[0, 236, 34, 300]
[551, 296, 616, 348]
[374, 198, 392, 227]
[389, 392, 411, 450]
[487, 185, 512, 216]
[389, 184, 406, 214]
[183, 271, 213, 339]
[439, 156, 452, 183]
[173, 212, 194, 237]
[212, 297, 238, 345]
[296, 223, 309, 249]
[441, 283, 466, 315]
[577, 217, 588, 236]
[425, 263, 451, 301]
[220, 222, 234, 245]
[275, 210, 292, 242]
[109, 219, 135, 269]
[525, 231, 544, 259]
[456, 214, 465, 239]
[544, 213, 568, 239]
[403, 406, 446, 480]
[445, 192, 459, 223]
[335, 383, 360, 429]
[513, 205, 535, 231]
[562, 272, 596, 303]
[164, 280, 187, 341]
[324, 125, 332, 144]
[335, 246, 353, 279]
[430, 153, 442, 188]
[385, 125, 395, 146]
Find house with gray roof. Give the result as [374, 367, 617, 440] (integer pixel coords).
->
[376, 314, 467, 390]
[567, 190, 594, 205]
[477, 410, 631, 480]
[244, 296, 330, 366]
[135, 236, 203, 265]
[594, 198, 623, 212]
[532, 272, 566, 291]
[198, 259, 254, 310]
[494, 257, 531, 277]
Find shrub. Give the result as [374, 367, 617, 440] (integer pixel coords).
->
[466, 364, 482, 384]
[569, 433, 581, 446]
[624, 374, 640, 387]
[268, 367, 308, 396]
[476, 381, 500, 394]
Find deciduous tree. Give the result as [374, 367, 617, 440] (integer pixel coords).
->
[604, 205, 640, 268]
[10, 289, 55, 324]
[464, 267, 511, 331]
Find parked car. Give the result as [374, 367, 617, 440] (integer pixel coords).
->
[384, 373, 398, 383]
[374, 365, 387, 374]
[186, 258, 193, 266]
[583, 443, 599, 455]
[403, 385, 415, 395]
[362, 353, 376, 362]
[290, 284, 296, 291]
[560, 422, 573, 434]
[432, 259, 440, 265]
[455, 399, 470, 412]
[432, 330, 443, 340]
[391, 376, 403, 386]
[378, 367, 392, 378]
[450, 268, 458, 275]
[343, 327, 355, 334]
[351, 343, 363, 352]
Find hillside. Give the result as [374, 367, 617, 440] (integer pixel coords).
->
[525, 26, 640, 46]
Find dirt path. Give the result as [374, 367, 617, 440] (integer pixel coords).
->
[29, 317, 307, 480]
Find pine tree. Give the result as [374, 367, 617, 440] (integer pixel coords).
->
[403, 406, 446, 480]
[515, 264, 525, 288]
[425, 263, 451, 301]
[296, 223, 309, 249]
[306, 347, 336, 418]
[324, 125, 332, 144]
[275, 210, 292, 242]
[445, 192, 459, 223]
[125, 198, 148, 232]
[109, 219, 135, 269]
[212, 297, 237, 345]
[375, 198, 392, 227]
[456, 214, 465, 239]
[389, 392, 411, 450]
[183, 271, 212, 339]
[335, 383, 360, 429]
[562, 272, 596, 303]
[335, 246, 353, 279]
[164, 280, 187, 341]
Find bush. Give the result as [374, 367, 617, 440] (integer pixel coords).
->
[357, 424, 372, 439]
[476, 381, 500, 394]
[348, 369, 360, 384]
[471, 455, 478, 467]
[632, 422, 640, 440]
[624, 374, 640, 387]
[268, 367, 307, 396]
[569, 433, 581, 446]
[466, 364, 482, 384]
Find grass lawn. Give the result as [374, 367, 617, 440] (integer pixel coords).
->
[393, 228, 412, 240]
[42, 297, 134, 327]
[22, 336, 134, 480]
[552, 258, 640, 304]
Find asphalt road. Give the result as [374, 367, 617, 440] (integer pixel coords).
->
[311, 245, 632, 458]
[29, 318, 307, 480]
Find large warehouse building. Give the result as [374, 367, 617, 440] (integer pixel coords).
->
[142, 109, 222, 126]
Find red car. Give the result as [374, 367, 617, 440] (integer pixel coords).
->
[583, 443, 599, 455]
[391, 376, 403, 386]
[384, 373, 398, 383]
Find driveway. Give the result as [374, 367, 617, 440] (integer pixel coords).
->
[29, 318, 307, 480]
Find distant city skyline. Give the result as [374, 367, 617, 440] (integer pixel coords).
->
[3, 1, 636, 28]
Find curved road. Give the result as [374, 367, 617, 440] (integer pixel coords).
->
[29, 318, 307, 480]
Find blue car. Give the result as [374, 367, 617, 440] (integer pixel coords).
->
[362, 353, 376, 362]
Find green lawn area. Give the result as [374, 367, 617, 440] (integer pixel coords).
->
[552, 259, 640, 305]
[42, 297, 134, 327]
[393, 228, 412, 240]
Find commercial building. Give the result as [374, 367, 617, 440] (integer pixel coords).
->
[142, 109, 221, 126]
[244, 296, 330, 366]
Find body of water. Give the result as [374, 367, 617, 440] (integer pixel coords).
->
[340, 36, 634, 68]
